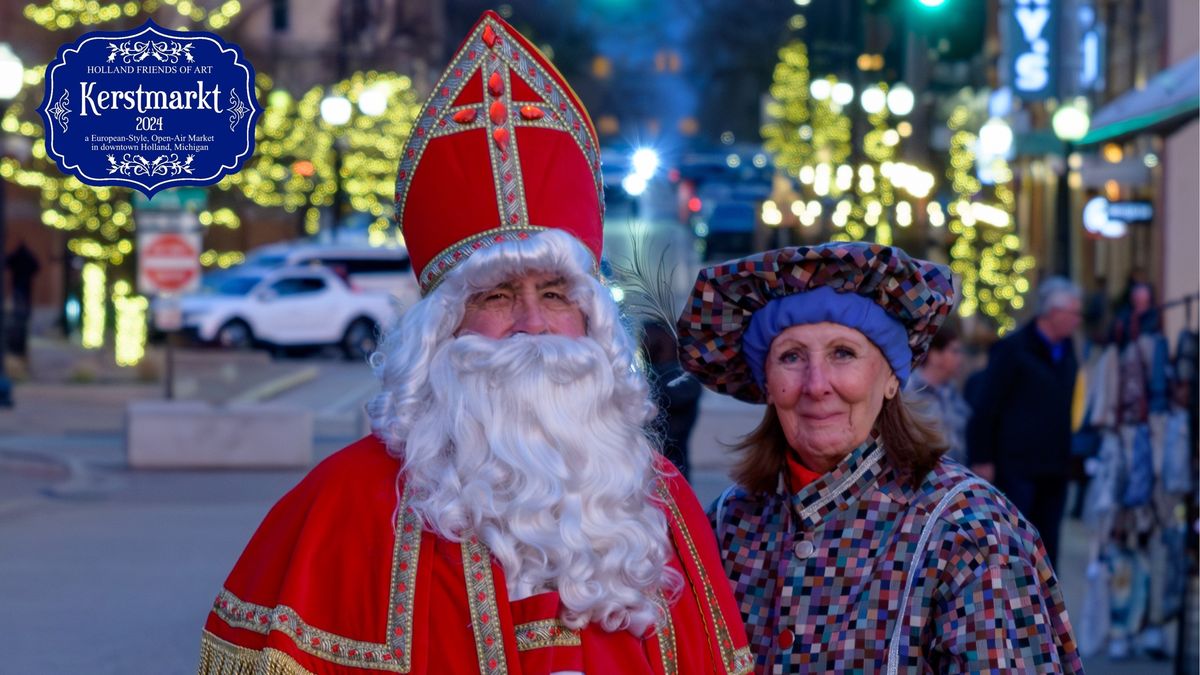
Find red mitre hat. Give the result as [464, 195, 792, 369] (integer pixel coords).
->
[395, 11, 605, 294]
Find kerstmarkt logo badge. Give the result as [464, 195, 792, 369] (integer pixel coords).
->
[38, 19, 259, 197]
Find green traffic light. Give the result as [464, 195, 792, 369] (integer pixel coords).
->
[917, 0, 947, 7]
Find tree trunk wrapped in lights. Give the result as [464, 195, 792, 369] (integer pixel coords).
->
[944, 104, 1033, 334]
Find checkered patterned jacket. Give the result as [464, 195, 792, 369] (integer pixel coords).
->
[709, 439, 1084, 674]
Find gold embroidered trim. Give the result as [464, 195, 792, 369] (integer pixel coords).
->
[729, 646, 754, 675]
[513, 618, 581, 651]
[463, 532, 509, 674]
[654, 592, 678, 675]
[197, 630, 315, 675]
[385, 482, 422, 670]
[655, 483, 754, 675]
[486, 53, 530, 234]
[394, 20, 490, 228]
[418, 225, 550, 294]
[208, 485, 420, 672]
[211, 591, 405, 671]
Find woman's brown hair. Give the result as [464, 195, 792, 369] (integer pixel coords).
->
[731, 395, 948, 493]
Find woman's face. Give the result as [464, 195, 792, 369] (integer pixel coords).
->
[764, 322, 898, 472]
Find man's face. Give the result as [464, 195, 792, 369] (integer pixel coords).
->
[457, 271, 587, 339]
[1045, 296, 1083, 341]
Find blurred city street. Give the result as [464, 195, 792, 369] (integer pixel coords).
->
[0, 0, 1195, 672]
[0, 339, 1177, 675]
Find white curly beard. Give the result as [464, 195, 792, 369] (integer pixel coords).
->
[399, 333, 680, 635]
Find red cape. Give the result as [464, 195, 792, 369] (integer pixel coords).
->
[199, 435, 751, 674]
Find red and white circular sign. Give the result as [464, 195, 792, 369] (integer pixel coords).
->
[139, 232, 201, 294]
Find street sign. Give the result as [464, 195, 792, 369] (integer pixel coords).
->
[136, 210, 202, 233]
[132, 187, 208, 212]
[138, 231, 202, 295]
[153, 297, 183, 332]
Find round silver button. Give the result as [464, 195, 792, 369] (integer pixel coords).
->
[793, 540, 815, 559]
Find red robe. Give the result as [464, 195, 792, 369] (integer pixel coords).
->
[198, 435, 751, 675]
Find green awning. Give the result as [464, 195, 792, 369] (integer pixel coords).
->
[1079, 53, 1199, 146]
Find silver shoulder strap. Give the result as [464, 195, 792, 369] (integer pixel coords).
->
[885, 479, 988, 675]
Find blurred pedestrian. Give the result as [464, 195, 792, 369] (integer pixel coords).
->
[683, 242, 1081, 672]
[968, 276, 1082, 566]
[641, 321, 701, 480]
[6, 242, 39, 357]
[197, 12, 750, 675]
[906, 324, 970, 464]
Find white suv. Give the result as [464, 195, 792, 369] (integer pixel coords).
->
[180, 266, 397, 359]
[243, 242, 420, 312]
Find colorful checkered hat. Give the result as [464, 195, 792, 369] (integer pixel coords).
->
[676, 242, 957, 403]
[394, 11, 604, 295]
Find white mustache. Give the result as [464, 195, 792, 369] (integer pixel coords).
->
[446, 333, 608, 384]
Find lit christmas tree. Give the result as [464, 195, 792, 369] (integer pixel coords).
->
[761, 39, 934, 248]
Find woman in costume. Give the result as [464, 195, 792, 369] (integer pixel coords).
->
[677, 242, 1083, 673]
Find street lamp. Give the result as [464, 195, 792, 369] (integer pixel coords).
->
[979, 117, 1014, 157]
[886, 84, 915, 116]
[1051, 99, 1091, 275]
[0, 43, 23, 408]
[319, 93, 351, 242]
[860, 85, 887, 114]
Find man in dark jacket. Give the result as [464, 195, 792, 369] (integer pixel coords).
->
[642, 321, 702, 480]
[968, 277, 1082, 566]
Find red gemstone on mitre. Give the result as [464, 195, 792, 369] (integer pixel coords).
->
[485, 635, 495, 646]
[482, 24, 497, 48]
[452, 109, 477, 124]
[489, 101, 507, 125]
[520, 105, 544, 120]
[488, 72, 503, 97]
[492, 127, 509, 150]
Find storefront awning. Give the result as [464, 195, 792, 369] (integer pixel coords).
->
[1079, 53, 1200, 145]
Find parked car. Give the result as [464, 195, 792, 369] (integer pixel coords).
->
[180, 266, 396, 359]
[694, 200, 757, 261]
[242, 242, 420, 311]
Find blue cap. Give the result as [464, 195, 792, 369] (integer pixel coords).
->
[742, 286, 913, 388]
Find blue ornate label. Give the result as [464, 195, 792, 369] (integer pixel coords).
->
[38, 19, 259, 197]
